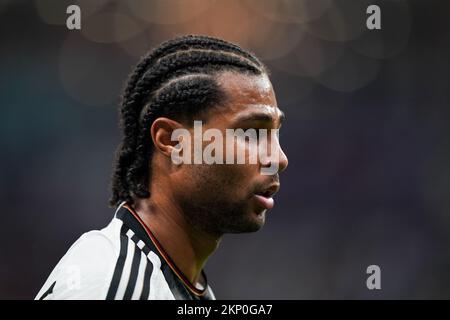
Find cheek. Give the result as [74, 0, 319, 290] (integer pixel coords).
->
[187, 162, 256, 196]
[227, 135, 262, 166]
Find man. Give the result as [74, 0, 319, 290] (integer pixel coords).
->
[36, 35, 288, 300]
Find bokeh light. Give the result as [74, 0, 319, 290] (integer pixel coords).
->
[315, 49, 381, 92]
[243, 0, 332, 24]
[58, 33, 131, 106]
[306, 0, 367, 42]
[127, 0, 212, 25]
[81, 11, 143, 44]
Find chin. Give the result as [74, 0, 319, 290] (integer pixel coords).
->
[228, 209, 266, 234]
[251, 208, 267, 229]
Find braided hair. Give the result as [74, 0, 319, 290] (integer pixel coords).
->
[109, 35, 269, 208]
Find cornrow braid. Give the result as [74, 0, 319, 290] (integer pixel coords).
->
[109, 35, 268, 208]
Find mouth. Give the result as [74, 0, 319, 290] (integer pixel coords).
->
[253, 184, 280, 210]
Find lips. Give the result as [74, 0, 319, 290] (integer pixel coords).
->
[253, 194, 275, 209]
[253, 184, 280, 210]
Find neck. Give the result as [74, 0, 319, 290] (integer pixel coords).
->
[132, 188, 221, 286]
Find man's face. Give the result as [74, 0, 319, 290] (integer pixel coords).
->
[173, 71, 288, 237]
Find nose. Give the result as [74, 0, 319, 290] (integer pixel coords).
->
[272, 133, 288, 173]
[278, 147, 288, 173]
[260, 137, 288, 175]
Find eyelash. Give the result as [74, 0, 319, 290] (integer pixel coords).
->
[245, 129, 282, 140]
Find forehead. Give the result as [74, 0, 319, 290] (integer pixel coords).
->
[216, 71, 276, 107]
[213, 71, 280, 122]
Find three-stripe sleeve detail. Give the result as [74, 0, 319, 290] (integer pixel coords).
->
[106, 226, 157, 300]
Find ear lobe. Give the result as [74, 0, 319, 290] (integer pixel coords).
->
[150, 117, 184, 158]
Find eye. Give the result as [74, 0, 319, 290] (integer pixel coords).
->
[240, 128, 260, 139]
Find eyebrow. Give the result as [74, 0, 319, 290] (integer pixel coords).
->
[233, 109, 285, 126]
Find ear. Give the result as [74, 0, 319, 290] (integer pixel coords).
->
[150, 117, 185, 158]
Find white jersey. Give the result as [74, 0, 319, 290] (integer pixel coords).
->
[35, 202, 215, 300]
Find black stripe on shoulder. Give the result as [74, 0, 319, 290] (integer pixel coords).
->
[161, 263, 193, 300]
[123, 245, 141, 300]
[130, 234, 140, 244]
[105, 224, 129, 300]
[38, 281, 56, 300]
[115, 206, 160, 257]
[141, 244, 151, 256]
[140, 257, 153, 300]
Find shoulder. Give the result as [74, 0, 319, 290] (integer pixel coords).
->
[36, 220, 123, 300]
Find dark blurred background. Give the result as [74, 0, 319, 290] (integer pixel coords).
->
[1, 0, 450, 299]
